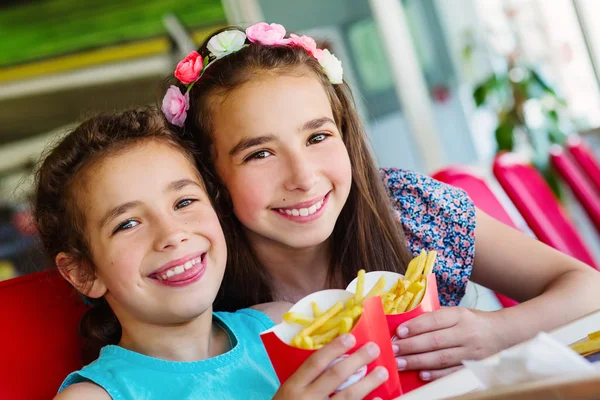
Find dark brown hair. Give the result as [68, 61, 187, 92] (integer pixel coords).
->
[33, 107, 199, 363]
[167, 27, 412, 311]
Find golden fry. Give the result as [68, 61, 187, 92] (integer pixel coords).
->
[395, 292, 415, 313]
[355, 269, 366, 304]
[408, 287, 426, 311]
[570, 339, 600, 355]
[407, 280, 425, 295]
[409, 249, 427, 282]
[588, 330, 600, 341]
[366, 276, 386, 298]
[283, 312, 313, 325]
[296, 301, 343, 338]
[312, 302, 323, 318]
[346, 297, 355, 309]
[339, 317, 354, 334]
[313, 327, 341, 346]
[404, 257, 418, 281]
[301, 335, 315, 350]
[423, 250, 437, 276]
[396, 280, 407, 297]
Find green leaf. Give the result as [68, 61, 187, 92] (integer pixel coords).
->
[203, 55, 210, 68]
[530, 69, 557, 97]
[495, 118, 515, 152]
[473, 83, 487, 107]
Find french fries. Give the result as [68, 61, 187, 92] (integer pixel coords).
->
[284, 268, 379, 350]
[283, 250, 438, 349]
[379, 250, 437, 315]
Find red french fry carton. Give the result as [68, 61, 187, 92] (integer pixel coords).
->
[260, 289, 401, 399]
[347, 271, 441, 394]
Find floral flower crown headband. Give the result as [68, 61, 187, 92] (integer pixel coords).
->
[162, 22, 344, 127]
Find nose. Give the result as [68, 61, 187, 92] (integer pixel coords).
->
[283, 152, 318, 192]
[153, 215, 189, 252]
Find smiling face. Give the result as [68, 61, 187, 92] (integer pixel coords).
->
[211, 72, 352, 250]
[73, 140, 227, 327]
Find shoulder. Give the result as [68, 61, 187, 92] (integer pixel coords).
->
[54, 382, 111, 400]
[250, 301, 292, 325]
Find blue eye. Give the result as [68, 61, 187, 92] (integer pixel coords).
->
[308, 133, 329, 145]
[175, 199, 196, 210]
[114, 219, 139, 233]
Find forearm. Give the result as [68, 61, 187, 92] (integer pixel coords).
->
[488, 268, 600, 349]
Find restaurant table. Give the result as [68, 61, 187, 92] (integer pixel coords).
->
[396, 309, 600, 399]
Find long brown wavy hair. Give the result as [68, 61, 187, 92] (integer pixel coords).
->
[165, 27, 412, 311]
[33, 108, 201, 363]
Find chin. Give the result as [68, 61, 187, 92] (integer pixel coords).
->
[277, 228, 334, 249]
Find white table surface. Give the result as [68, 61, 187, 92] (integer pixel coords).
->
[395, 309, 600, 399]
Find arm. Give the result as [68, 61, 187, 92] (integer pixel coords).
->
[54, 382, 111, 400]
[393, 207, 600, 380]
[251, 301, 292, 324]
[471, 207, 600, 348]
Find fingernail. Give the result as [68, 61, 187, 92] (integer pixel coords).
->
[375, 366, 389, 380]
[366, 342, 380, 357]
[340, 334, 355, 348]
[421, 371, 431, 381]
[396, 357, 407, 370]
[392, 344, 400, 353]
[397, 326, 409, 338]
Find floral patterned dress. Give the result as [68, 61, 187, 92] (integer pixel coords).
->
[381, 168, 477, 306]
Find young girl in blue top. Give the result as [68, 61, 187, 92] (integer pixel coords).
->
[35, 108, 389, 400]
[162, 23, 600, 382]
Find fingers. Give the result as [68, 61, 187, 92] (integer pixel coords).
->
[395, 347, 466, 371]
[331, 366, 389, 400]
[310, 342, 381, 396]
[291, 334, 357, 385]
[419, 366, 463, 381]
[392, 328, 463, 356]
[395, 308, 460, 339]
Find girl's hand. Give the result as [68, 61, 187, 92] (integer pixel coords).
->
[273, 334, 389, 399]
[392, 307, 505, 381]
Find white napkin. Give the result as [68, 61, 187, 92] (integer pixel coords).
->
[462, 332, 597, 388]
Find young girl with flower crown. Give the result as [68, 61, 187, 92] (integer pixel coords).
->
[162, 22, 600, 382]
[42, 108, 389, 400]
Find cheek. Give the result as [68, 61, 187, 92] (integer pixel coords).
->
[227, 170, 275, 219]
[323, 143, 352, 188]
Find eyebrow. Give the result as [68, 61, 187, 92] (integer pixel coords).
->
[99, 179, 203, 229]
[301, 117, 336, 132]
[229, 134, 277, 157]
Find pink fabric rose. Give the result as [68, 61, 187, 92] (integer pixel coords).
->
[246, 22, 288, 45]
[288, 34, 322, 58]
[161, 86, 190, 127]
[174, 51, 203, 85]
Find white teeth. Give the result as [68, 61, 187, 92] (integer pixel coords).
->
[173, 266, 184, 275]
[156, 256, 202, 280]
[280, 199, 325, 218]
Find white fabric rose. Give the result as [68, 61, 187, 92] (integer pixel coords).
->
[318, 49, 344, 84]
[207, 30, 247, 59]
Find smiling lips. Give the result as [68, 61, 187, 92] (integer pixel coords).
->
[274, 192, 330, 219]
[150, 253, 207, 287]
[276, 197, 325, 217]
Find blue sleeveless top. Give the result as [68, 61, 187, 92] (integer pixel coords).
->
[59, 309, 279, 400]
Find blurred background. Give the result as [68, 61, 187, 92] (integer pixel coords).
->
[1, 0, 600, 282]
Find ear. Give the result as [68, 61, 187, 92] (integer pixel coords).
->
[56, 252, 107, 299]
